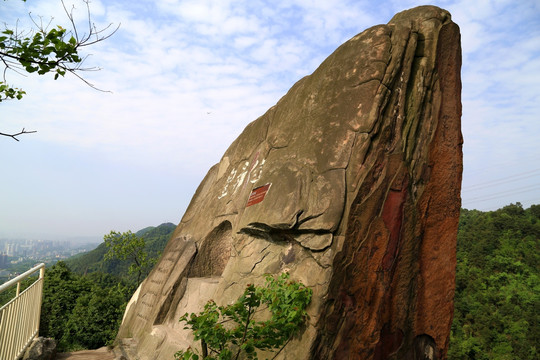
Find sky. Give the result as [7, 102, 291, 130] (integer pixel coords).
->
[1, 0, 539, 240]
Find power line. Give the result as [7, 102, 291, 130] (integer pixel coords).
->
[464, 154, 540, 176]
[462, 199, 540, 211]
[462, 168, 540, 191]
[462, 184, 540, 203]
[464, 196, 540, 211]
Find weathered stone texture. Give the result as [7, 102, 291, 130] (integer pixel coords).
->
[21, 337, 56, 360]
[116, 5, 462, 360]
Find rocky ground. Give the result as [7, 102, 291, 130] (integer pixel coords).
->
[55, 347, 115, 360]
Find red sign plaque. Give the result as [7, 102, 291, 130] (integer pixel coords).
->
[246, 183, 271, 207]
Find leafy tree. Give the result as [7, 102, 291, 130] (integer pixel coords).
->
[62, 284, 130, 349]
[448, 204, 540, 359]
[176, 273, 313, 360]
[103, 230, 154, 285]
[0, 0, 117, 140]
[38, 261, 135, 351]
[39, 261, 93, 344]
[65, 223, 175, 283]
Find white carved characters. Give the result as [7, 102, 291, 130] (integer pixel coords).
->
[218, 156, 266, 199]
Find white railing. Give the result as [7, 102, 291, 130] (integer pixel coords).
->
[0, 263, 45, 360]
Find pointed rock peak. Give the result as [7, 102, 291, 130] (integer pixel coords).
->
[116, 6, 462, 360]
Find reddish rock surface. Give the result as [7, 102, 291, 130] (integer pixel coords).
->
[312, 9, 462, 359]
[116, 6, 462, 360]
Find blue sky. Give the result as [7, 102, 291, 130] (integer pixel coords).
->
[1, 0, 539, 240]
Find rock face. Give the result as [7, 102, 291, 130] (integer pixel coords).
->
[116, 6, 462, 360]
[21, 337, 56, 360]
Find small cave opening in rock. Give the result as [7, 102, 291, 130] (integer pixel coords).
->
[414, 334, 436, 360]
[189, 221, 233, 277]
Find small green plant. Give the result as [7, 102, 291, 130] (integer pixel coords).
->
[175, 273, 312, 360]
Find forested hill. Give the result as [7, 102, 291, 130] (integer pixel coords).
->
[448, 203, 539, 359]
[65, 222, 176, 278]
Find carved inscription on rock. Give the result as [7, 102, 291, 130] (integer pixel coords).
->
[218, 154, 266, 199]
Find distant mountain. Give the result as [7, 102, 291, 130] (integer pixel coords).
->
[135, 226, 159, 237]
[65, 222, 176, 279]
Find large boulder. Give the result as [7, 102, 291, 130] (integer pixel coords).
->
[116, 5, 462, 360]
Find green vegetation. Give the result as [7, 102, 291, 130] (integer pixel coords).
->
[103, 230, 153, 285]
[65, 222, 175, 281]
[0, 274, 35, 307]
[448, 203, 539, 359]
[175, 273, 313, 360]
[0, 223, 175, 352]
[41, 223, 174, 351]
[4, 206, 538, 357]
[0, 0, 116, 140]
[39, 261, 135, 351]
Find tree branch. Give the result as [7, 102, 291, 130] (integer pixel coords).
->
[0, 128, 37, 141]
[1, 0, 119, 139]
[1, 0, 119, 87]
[234, 303, 254, 360]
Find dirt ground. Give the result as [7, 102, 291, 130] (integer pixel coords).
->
[55, 347, 116, 360]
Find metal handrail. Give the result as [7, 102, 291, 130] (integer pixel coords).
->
[0, 263, 45, 360]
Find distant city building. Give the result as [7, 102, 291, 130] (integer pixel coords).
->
[0, 253, 7, 268]
[5, 243, 17, 257]
[0, 237, 100, 268]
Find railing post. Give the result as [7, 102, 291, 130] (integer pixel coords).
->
[37, 266, 45, 336]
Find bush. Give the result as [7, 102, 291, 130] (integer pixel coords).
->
[175, 273, 312, 360]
